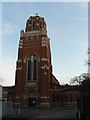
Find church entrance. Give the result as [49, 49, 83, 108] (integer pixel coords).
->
[28, 97, 36, 107]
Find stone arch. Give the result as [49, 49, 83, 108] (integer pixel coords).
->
[23, 53, 40, 63]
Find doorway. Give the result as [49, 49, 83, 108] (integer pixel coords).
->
[28, 97, 36, 107]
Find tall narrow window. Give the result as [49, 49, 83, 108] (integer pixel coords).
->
[33, 60, 37, 80]
[32, 20, 36, 30]
[40, 20, 43, 29]
[27, 59, 31, 80]
[27, 55, 38, 81]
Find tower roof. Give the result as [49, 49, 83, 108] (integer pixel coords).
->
[25, 15, 47, 32]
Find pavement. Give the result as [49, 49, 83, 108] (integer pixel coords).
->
[2, 107, 77, 120]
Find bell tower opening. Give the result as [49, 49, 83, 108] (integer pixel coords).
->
[32, 20, 36, 30]
[39, 20, 43, 29]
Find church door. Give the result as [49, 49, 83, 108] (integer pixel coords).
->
[28, 98, 36, 107]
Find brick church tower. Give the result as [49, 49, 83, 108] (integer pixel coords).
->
[14, 15, 53, 107]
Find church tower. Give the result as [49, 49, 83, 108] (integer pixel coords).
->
[14, 15, 52, 107]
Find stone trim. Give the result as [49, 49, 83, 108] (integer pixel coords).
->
[26, 82, 37, 86]
[42, 37, 46, 40]
[42, 37, 49, 43]
[41, 39, 48, 47]
[41, 40, 47, 44]
[23, 30, 45, 36]
[18, 59, 22, 62]
[15, 97, 20, 99]
[41, 44, 47, 47]
[47, 67, 49, 70]
[41, 96, 49, 99]
[41, 103, 50, 105]
[24, 59, 26, 63]
[41, 66, 45, 69]
[17, 67, 22, 70]
[45, 72, 47, 74]
[20, 39, 23, 42]
[41, 65, 49, 70]
[19, 42, 23, 45]
[41, 58, 49, 62]
[19, 46, 23, 48]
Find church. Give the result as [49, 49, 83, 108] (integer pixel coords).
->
[3, 15, 79, 108]
[14, 14, 61, 108]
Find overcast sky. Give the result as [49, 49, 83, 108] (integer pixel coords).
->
[1, 2, 88, 86]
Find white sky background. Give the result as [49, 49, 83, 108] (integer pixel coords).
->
[0, 0, 89, 2]
[1, 1, 89, 86]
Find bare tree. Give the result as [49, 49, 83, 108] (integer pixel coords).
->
[70, 76, 83, 85]
[70, 48, 90, 85]
[70, 73, 90, 85]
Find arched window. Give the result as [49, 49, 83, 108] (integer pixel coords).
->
[32, 20, 36, 30]
[27, 55, 38, 81]
[39, 20, 43, 29]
